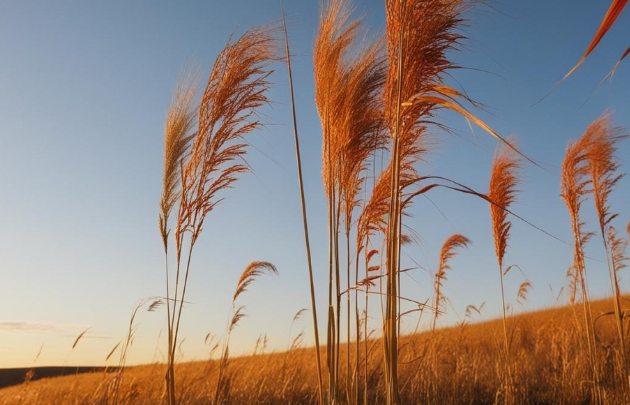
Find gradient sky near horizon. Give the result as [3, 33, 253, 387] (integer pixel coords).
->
[0, 0, 629, 368]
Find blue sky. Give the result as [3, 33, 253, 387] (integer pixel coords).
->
[0, 0, 628, 368]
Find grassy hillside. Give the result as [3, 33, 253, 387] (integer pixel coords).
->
[1, 297, 628, 405]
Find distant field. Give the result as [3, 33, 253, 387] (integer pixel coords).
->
[0, 298, 627, 405]
[0, 367, 108, 390]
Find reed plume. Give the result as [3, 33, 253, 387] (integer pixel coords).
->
[175, 25, 277, 252]
[587, 114, 625, 233]
[433, 234, 471, 330]
[489, 143, 520, 272]
[488, 140, 520, 405]
[160, 24, 277, 405]
[159, 73, 198, 252]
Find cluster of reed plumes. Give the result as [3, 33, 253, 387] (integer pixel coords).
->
[157, 24, 279, 405]
[560, 113, 629, 404]
[307, 0, 537, 404]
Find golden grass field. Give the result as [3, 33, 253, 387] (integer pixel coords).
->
[2, 298, 629, 405]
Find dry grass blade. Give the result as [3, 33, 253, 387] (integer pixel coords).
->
[233, 261, 278, 303]
[403, 94, 536, 166]
[72, 327, 91, 350]
[105, 341, 122, 362]
[603, 44, 630, 82]
[563, 0, 629, 81]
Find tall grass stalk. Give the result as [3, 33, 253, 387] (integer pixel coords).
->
[314, 1, 360, 401]
[585, 114, 628, 392]
[281, 6, 325, 404]
[488, 141, 520, 405]
[561, 126, 601, 404]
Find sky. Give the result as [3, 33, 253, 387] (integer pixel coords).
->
[0, 0, 629, 369]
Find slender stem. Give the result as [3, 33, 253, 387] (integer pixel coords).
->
[346, 230, 351, 405]
[498, 262, 512, 404]
[172, 241, 195, 362]
[163, 251, 175, 405]
[573, 217, 602, 405]
[281, 6, 324, 404]
[600, 228, 628, 387]
[334, 192, 342, 397]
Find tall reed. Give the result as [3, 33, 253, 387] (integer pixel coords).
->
[383, 1, 467, 402]
[488, 141, 520, 405]
[561, 124, 601, 404]
[159, 69, 197, 405]
[313, 1, 361, 401]
[585, 113, 628, 392]
[159, 25, 277, 405]
[281, 6, 325, 404]
[337, 36, 387, 405]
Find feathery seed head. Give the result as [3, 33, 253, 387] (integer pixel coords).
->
[489, 139, 521, 269]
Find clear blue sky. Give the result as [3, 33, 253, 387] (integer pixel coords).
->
[0, 0, 628, 368]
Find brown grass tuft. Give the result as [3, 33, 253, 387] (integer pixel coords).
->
[233, 261, 278, 303]
[433, 234, 471, 329]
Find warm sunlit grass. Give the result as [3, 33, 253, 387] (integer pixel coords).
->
[2, 298, 629, 405]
